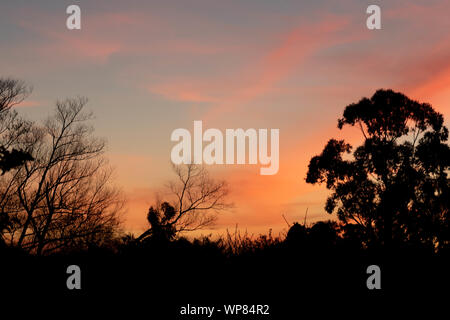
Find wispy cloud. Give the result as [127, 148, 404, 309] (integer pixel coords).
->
[14, 100, 43, 108]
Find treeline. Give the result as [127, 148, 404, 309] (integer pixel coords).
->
[0, 80, 449, 309]
[0, 79, 448, 258]
[1, 217, 447, 308]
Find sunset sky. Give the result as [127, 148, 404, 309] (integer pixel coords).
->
[1, 0, 449, 237]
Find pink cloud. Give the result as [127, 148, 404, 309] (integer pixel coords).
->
[13, 8, 234, 66]
[201, 16, 361, 120]
[148, 82, 220, 103]
[14, 100, 42, 108]
[385, 1, 450, 22]
[143, 15, 369, 122]
[14, 11, 133, 63]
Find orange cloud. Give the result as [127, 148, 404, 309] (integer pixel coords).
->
[410, 66, 450, 107]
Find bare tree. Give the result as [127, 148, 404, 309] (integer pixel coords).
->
[0, 97, 124, 254]
[0, 78, 34, 238]
[0, 77, 32, 112]
[137, 164, 230, 241]
[0, 78, 34, 175]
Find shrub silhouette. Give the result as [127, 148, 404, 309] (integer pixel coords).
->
[308, 220, 338, 248]
[137, 202, 178, 243]
[285, 222, 307, 246]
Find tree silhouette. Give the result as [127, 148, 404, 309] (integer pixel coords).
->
[137, 164, 230, 242]
[0, 78, 34, 174]
[140, 202, 178, 242]
[0, 78, 34, 241]
[306, 89, 449, 251]
[0, 97, 124, 254]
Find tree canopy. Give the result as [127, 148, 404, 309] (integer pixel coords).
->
[306, 89, 449, 251]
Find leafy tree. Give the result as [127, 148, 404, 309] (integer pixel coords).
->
[141, 202, 178, 242]
[306, 89, 449, 251]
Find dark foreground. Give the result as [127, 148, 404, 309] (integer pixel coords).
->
[1, 242, 448, 318]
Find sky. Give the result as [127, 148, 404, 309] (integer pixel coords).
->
[1, 0, 450, 237]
